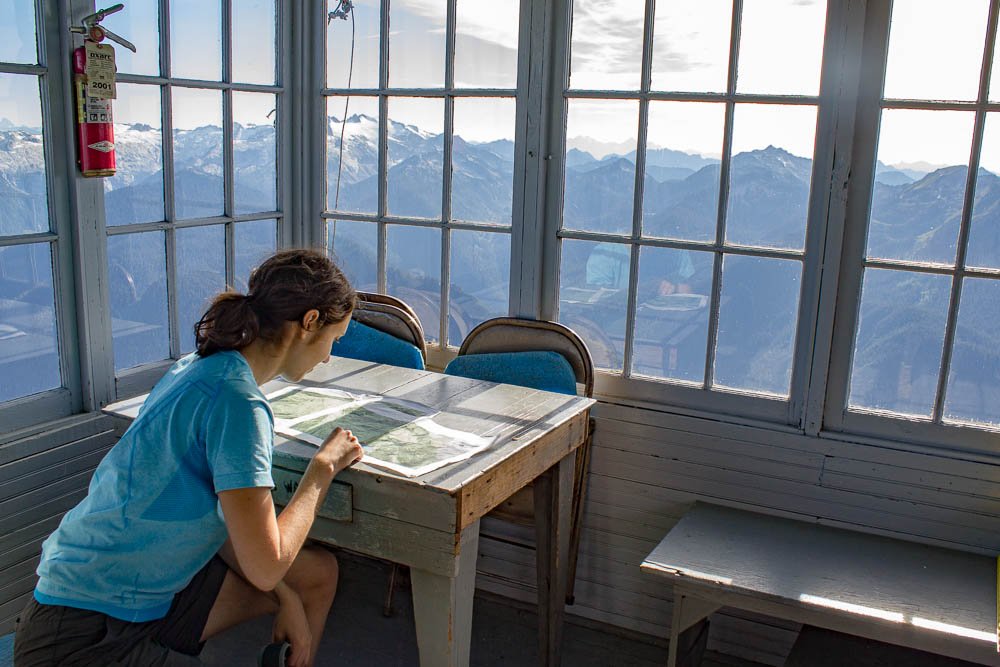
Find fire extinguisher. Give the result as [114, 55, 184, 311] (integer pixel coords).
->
[70, 4, 136, 178]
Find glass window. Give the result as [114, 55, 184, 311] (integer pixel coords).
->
[106, 83, 164, 226]
[0, 1, 37, 64]
[0, 74, 48, 235]
[108, 232, 169, 371]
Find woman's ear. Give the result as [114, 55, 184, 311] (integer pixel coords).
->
[300, 309, 322, 333]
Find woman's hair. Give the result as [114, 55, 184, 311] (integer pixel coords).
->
[195, 249, 356, 356]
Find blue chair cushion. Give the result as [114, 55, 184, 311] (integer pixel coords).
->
[444, 351, 577, 395]
[0, 633, 12, 667]
[331, 319, 425, 370]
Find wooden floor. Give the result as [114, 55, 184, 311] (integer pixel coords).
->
[200, 550, 764, 667]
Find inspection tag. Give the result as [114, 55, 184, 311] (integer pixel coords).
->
[84, 41, 117, 99]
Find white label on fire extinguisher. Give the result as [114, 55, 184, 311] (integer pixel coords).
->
[84, 42, 117, 100]
[88, 140, 115, 153]
[85, 97, 113, 124]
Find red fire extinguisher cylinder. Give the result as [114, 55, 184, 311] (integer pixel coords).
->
[73, 45, 116, 178]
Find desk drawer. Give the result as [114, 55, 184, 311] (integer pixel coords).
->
[271, 467, 353, 522]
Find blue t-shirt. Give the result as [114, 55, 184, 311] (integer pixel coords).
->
[34, 350, 274, 622]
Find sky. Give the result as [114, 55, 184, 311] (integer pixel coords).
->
[1, 0, 998, 171]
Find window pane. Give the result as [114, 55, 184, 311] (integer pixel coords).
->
[966, 112, 1000, 269]
[992, 30, 1000, 103]
[651, 1, 731, 94]
[106, 83, 164, 226]
[387, 97, 443, 219]
[633, 247, 713, 383]
[170, 0, 221, 80]
[329, 219, 377, 292]
[559, 240, 628, 372]
[642, 101, 724, 242]
[104, 0, 159, 76]
[0, 1, 37, 64]
[328, 0, 379, 89]
[233, 0, 276, 85]
[944, 278, 1000, 426]
[0, 74, 48, 235]
[328, 96, 379, 214]
[450, 230, 510, 345]
[388, 0, 445, 88]
[455, 0, 518, 89]
[233, 92, 277, 215]
[737, 0, 826, 96]
[177, 225, 225, 353]
[884, 0, 989, 102]
[848, 268, 950, 417]
[727, 104, 816, 250]
[0, 243, 60, 402]
[452, 97, 515, 225]
[563, 99, 638, 235]
[234, 219, 276, 292]
[173, 88, 224, 220]
[569, 0, 644, 90]
[108, 232, 169, 371]
[714, 255, 800, 396]
[387, 225, 440, 343]
[868, 109, 973, 264]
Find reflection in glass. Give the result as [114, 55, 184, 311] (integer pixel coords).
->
[849, 268, 950, 416]
[563, 99, 638, 235]
[387, 97, 443, 219]
[0, 1, 37, 64]
[0, 74, 48, 235]
[453, 98, 515, 225]
[633, 247, 713, 383]
[104, 0, 159, 75]
[177, 225, 225, 353]
[388, 0, 445, 88]
[108, 232, 169, 371]
[650, 1, 730, 94]
[714, 255, 800, 396]
[328, 219, 377, 292]
[737, 0, 826, 96]
[559, 240, 628, 372]
[455, 0, 518, 89]
[642, 102, 724, 241]
[234, 219, 276, 292]
[172, 88, 224, 220]
[727, 104, 816, 250]
[945, 278, 1000, 426]
[884, 0, 988, 102]
[868, 109, 973, 264]
[234, 0, 276, 85]
[569, 0, 644, 90]
[387, 225, 441, 342]
[170, 0, 221, 80]
[234, 92, 277, 215]
[966, 113, 1000, 269]
[328, 96, 379, 214]
[328, 0, 379, 88]
[450, 230, 510, 345]
[0, 243, 60, 402]
[106, 83, 164, 226]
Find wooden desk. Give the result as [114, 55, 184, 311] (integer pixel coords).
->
[641, 503, 1000, 667]
[105, 357, 594, 667]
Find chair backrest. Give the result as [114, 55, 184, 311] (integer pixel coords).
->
[449, 317, 594, 397]
[331, 291, 427, 369]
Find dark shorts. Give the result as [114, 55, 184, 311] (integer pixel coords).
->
[13, 555, 230, 667]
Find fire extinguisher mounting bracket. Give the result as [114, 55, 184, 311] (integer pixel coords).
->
[70, 4, 137, 53]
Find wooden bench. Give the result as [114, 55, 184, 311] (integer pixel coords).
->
[640, 503, 999, 667]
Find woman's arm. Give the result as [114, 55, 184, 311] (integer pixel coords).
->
[219, 427, 362, 591]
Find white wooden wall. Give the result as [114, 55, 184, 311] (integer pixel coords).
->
[0, 415, 117, 634]
[476, 400, 1000, 665]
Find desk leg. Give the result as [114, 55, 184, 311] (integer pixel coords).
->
[667, 591, 721, 667]
[411, 519, 480, 667]
[535, 456, 575, 667]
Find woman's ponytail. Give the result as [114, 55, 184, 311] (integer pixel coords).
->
[194, 292, 262, 356]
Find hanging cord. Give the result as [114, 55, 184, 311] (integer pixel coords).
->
[329, 1, 356, 213]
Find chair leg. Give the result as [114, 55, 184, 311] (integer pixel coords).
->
[565, 419, 594, 605]
[384, 563, 398, 617]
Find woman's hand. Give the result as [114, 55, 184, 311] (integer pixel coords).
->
[313, 427, 363, 477]
[272, 585, 312, 667]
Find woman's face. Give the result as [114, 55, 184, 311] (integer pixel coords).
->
[282, 314, 351, 382]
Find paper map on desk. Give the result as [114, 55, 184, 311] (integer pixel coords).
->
[268, 386, 493, 477]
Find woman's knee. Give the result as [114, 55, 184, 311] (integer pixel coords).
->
[291, 545, 339, 599]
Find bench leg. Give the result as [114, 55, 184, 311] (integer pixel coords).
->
[667, 592, 720, 667]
